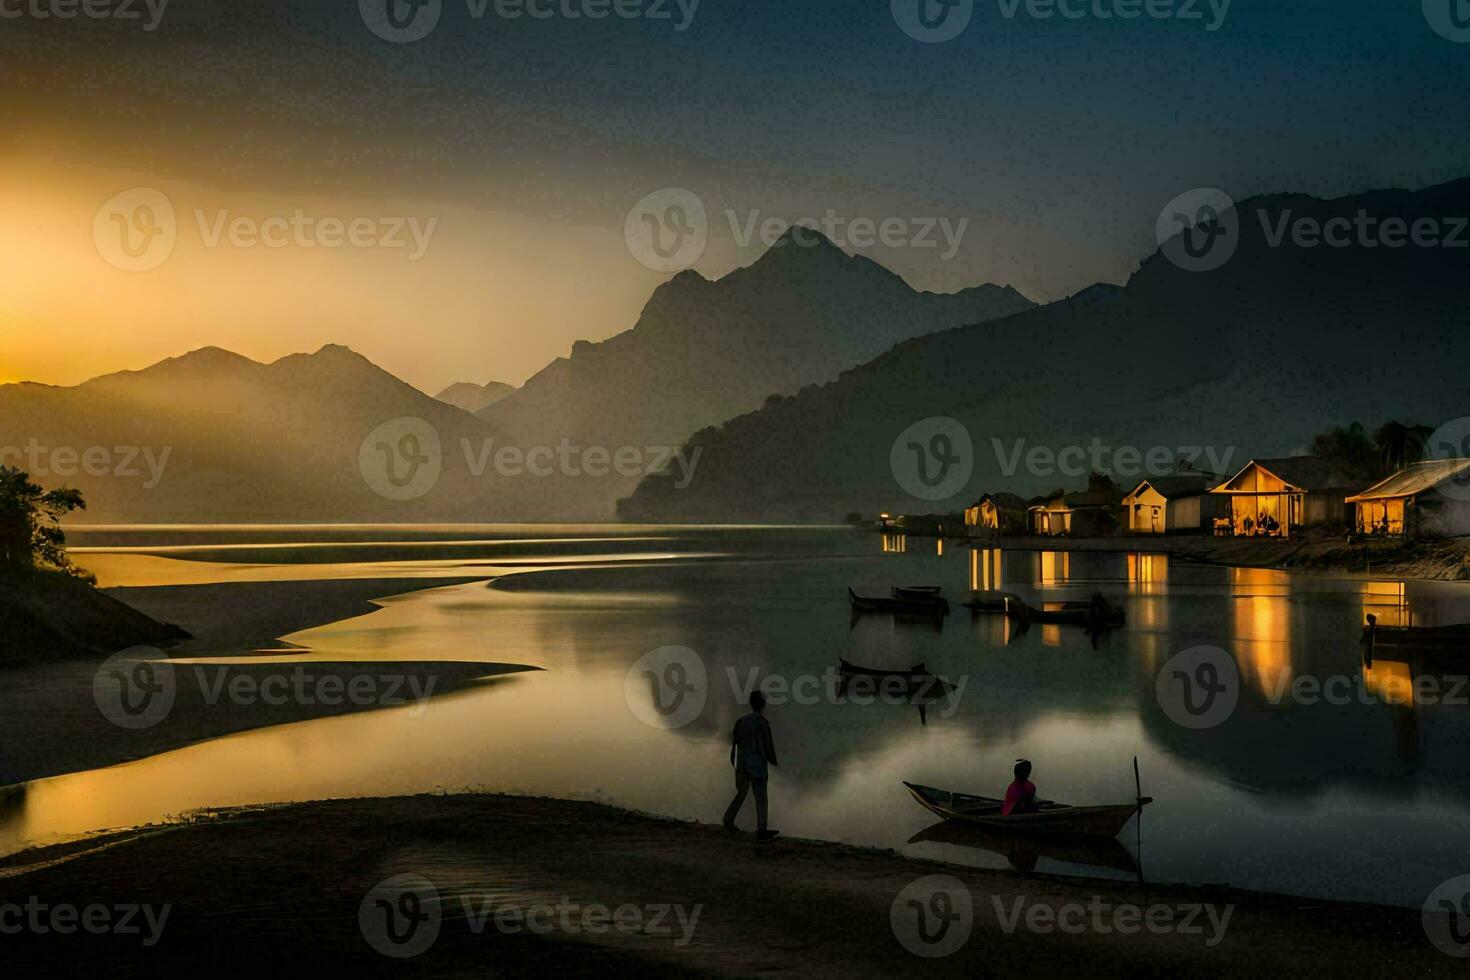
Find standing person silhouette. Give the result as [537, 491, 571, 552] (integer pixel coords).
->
[723, 690, 779, 841]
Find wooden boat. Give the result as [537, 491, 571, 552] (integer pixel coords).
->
[962, 591, 1024, 614]
[893, 585, 943, 600]
[848, 587, 950, 616]
[903, 781, 1150, 838]
[838, 657, 928, 678]
[1023, 595, 1125, 628]
[906, 820, 1140, 875]
[1362, 614, 1470, 654]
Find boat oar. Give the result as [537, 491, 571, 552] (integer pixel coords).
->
[1133, 755, 1144, 883]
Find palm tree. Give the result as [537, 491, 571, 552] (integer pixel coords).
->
[1374, 421, 1435, 472]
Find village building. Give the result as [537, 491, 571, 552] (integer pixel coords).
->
[1121, 474, 1223, 534]
[1210, 457, 1362, 537]
[963, 492, 1029, 535]
[1345, 458, 1470, 538]
[1028, 490, 1120, 536]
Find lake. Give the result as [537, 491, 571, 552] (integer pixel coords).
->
[5, 524, 1470, 909]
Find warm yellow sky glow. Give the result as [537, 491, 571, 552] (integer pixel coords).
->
[0, 160, 666, 393]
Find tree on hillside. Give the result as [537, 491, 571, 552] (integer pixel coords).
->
[0, 466, 87, 574]
[1373, 421, 1434, 472]
[1309, 422, 1380, 481]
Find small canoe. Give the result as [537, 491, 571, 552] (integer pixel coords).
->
[849, 588, 950, 616]
[903, 781, 1150, 838]
[839, 657, 928, 678]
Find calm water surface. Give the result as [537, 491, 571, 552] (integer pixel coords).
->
[6, 524, 1470, 908]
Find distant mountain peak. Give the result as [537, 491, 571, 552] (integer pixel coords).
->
[435, 380, 516, 414]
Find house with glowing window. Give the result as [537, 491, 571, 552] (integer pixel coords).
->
[964, 492, 1029, 535]
[1209, 457, 1362, 537]
[1028, 490, 1120, 536]
[1345, 458, 1470, 538]
[1120, 474, 1224, 533]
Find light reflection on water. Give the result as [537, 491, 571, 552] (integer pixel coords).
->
[9, 525, 1470, 908]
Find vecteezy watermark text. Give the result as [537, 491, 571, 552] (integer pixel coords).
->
[729, 210, 970, 261]
[992, 438, 1234, 480]
[1157, 187, 1468, 272]
[93, 648, 440, 730]
[0, 0, 168, 30]
[359, 0, 700, 43]
[888, 875, 1232, 958]
[93, 188, 438, 272]
[0, 897, 170, 946]
[623, 646, 969, 730]
[1, 441, 170, 489]
[357, 417, 703, 502]
[358, 873, 700, 958]
[891, 0, 1230, 43]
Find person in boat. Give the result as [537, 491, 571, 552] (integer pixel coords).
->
[723, 690, 779, 840]
[1002, 759, 1039, 815]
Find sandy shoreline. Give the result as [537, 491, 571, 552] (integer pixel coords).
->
[0, 792, 1447, 976]
[0, 575, 524, 786]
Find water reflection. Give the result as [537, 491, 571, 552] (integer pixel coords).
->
[7, 527, 1470, 909]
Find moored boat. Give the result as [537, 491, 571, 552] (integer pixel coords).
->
[1362, 613, 1470, 654]
[902, 781, 1150, 838]
[848, 587, 950, 616]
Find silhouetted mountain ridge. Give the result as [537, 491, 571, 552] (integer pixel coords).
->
[619, 177, 1470, 522]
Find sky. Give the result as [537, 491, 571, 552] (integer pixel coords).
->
[1, 0, 1467, 392]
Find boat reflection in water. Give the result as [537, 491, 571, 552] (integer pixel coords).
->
[907, 820, 1141, 877]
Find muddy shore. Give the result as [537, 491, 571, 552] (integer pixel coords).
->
[0, 792, 1447, 976]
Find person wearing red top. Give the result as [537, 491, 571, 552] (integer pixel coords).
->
[1002, 759, 1038, 815]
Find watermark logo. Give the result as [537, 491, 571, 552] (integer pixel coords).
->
[1424, 0, 1470, 43]
[624, 188, 708, 272]
[360, 873, 442, 958]
[993, 895, 1233, 944]
[0, 441, 171, 489]
[359, 417, 443, 501]
[729, 209, 970, 260]
[624, 645, 708, 729]
[1156, 645, 1238, 729]
[1426, 417, 1470, 502]
[891, 0, 973, 43]
[94, 188, 177, 273]
[360, 0, 442, 42]
[1424, 875, 1470, 956]
[991, 437, 1233, 481]
[93, 647, 176, 730]
[891, 875, 973, 957]
[891, 417, 973, 501]
[0, 897, 171, 946]
[1156, 188, 1238, 273]
[0, 0, 169, 30]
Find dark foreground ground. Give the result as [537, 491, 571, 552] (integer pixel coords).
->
[0, 793, 1449, 977]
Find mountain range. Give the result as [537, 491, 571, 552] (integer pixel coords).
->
[618, 179, 1470, 522]
[473, 229, 1033, 519]
[1, 231, 1031, 522]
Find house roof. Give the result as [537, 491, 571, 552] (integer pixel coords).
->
[1029, 490, 1121, 511]
[978, 492, 1029, 510]
[1214, 456, 1363, 493]
[1124, 474, 1220, 500]
[1346, 458, 1470, 502]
